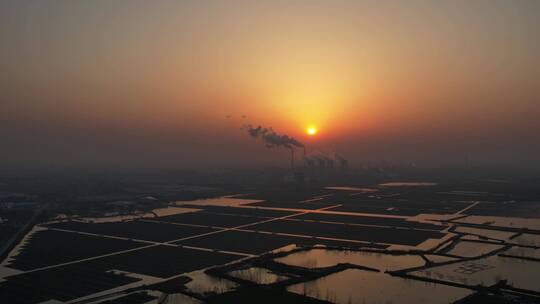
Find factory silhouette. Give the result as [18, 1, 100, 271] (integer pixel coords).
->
[245, 124, 348, 182]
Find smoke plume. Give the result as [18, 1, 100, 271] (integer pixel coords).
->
[244, 125, 304, 149]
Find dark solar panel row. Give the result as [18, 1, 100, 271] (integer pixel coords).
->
[46, 220, 217, 242]
[249, 220, 445, 246]
[290, 213, 446, 231]
[177, 230, 387, 254]
[0, 245, 239, 303]
[8, 229, 146, 271]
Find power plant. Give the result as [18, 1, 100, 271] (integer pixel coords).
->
[243, 124, 349, 182]
[301, 150, 348, 170]
[286, 147, 349, 183]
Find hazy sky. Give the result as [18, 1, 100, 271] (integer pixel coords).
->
[1, 0, 539, 169]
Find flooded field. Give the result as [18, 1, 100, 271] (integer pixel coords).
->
[510, 233, 540, 247]
[184, 270, 238, 296]
[378, 182, 437, 187]
[275, 248, 425, 271]
[502, 246, 540, 259]
[454, 215, 540, 230]
[228, 267, 290, 284]
[454, 226, 515, 240]
[424, 254, 458, 264]
[411, 255, 540, 292]
[324, 186, 378, 192]
[175, 197, 263, 207]
[444, 241, 504, 258]
[1, 181, 539, 304]
[288, 268, 471, 304]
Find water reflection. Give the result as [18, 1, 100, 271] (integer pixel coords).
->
[184, 270, 237, 296]
[288, 268, 471, 304]
[151, 292, 202, 304]
[411, 255, 540, 292]
[445, 241, 503, 258]
[175, 197, 263, 207]
[228, 267, 290, 285]
[455, 216, 540, 230]
[510, 234, 540, 247]
[454, 226, 515, 240]
[424, 254, 458, 264]
[503, 246, 540, 259]
[378, 182, 437, 187]
[325, 187, 378, 192]
[275, 248, 425, 271]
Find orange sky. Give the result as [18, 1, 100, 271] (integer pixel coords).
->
[1, 1, 539, 168]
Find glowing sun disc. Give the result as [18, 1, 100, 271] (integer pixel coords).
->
[306, 126, 318, 136]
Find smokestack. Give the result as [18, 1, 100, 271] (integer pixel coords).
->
[335, 153, 349, 169]
[326, 157, 334, 168]
[291, 148, 295, 170]
[243, 124, 304, 170]
[244, 124, 304, 149]
[304, 156, 315, 167]
[316, 157, 326, 168]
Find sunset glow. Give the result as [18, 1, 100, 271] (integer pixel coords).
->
[1, 1, 539, 169]
[0, 2, 538, 303]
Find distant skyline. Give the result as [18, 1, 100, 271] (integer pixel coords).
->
[1, 0, 539, 169]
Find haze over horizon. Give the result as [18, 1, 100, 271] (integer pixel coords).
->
[1, 0, 539, 170]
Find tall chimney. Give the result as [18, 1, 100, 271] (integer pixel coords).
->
[290, 148, 295, 170]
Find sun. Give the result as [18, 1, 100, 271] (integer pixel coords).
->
[306, 126, 318, 136]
